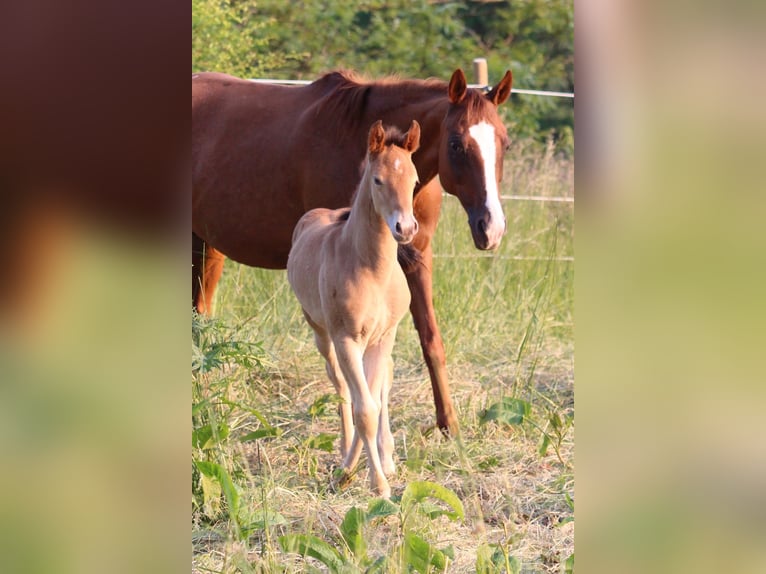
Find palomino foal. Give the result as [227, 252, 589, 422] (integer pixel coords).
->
[287, 120, 421, 498]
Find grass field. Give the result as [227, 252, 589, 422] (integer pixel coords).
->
[192, 139, 574, 573]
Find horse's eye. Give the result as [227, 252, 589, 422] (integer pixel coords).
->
[373, 176, 383, 185]
[449, 141, 463, 153]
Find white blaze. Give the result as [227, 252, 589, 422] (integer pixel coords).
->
[468, 121, 505, 245]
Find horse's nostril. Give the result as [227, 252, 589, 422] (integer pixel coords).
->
[478, 219, 487, 234]
[395, 222, 402, 234]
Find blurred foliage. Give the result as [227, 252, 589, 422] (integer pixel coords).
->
[192, 0, 573, 150]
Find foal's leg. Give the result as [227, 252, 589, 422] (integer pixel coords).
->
[192, 232, 226, 315]
[378, 354, 396, 476]
[363, 333, 397, 477]
[308, 320, 354, 459]
[334, 336, 390, 498]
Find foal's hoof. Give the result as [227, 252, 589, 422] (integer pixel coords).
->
[330, 467, 356, 492]
[381, 459, 396, 478]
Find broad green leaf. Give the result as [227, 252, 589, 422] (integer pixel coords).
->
[199, 472, 221, 517]
[279, 534, 348, 573]
[402, 532, 448, 573]
[194, 460, 240, 519]
[340, 507, 367, 559]
[366, 497, 399, 520]
[304, 432, 338, 453]
[475, 543, 500, 574]
[192, 422, 230, 449]
[241, 509, 287, 532]
[308, 393, 342, 417]
[239, 427, 281, 442]
[479, 398, 531, 426]
[400, 481, 464, 522]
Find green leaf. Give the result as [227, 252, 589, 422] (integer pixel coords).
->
[366, 497, 399, 520]
[308, 393, 342, 417]
[279, 534, 348, 573]
[475, 544, 520, 574]
[192, 422, 230, 449]
[476, 544, 500, 574]
[564, 552, 574, 573]
[340, 507, 367, 559]
[199, 472, 221, 517]
[194, 460, 240, 519]
[538, 433, 551, 456]
[241, 509, 287, 532]
[479, 398, 531, 426]
[365, 555, 388, 573]
[400, 481, 464, 522]
[304, 432, 338, 453]
[478, 455, 500, 471]
[565, 492, 574, 511]
[402, 532, 448, 572]
[239, 427, 281, 442]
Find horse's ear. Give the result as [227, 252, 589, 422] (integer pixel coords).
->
[487, 70, 513, 105]
[368, 120, 386, 154]
[403, 120, 420, 153]
[448, 69, 467, 104]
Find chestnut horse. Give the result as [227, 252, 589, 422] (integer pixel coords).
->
[192, 68, 513, 436]
[288, 120, 420, 497]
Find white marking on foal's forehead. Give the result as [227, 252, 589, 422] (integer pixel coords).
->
[393, 158, 401, 171]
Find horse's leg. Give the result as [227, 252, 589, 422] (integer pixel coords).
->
[306, 315, 354, 459]
[334, 336, 390, 498]
[363, 332, 397, 477]
[407, 183, 459, 436]
[192, 232, 225, 315]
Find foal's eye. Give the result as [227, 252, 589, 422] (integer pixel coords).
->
[449, 141, 463, 153]
[373, 176, 383, 186]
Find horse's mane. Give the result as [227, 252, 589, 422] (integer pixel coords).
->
[312, 70, 447, 124]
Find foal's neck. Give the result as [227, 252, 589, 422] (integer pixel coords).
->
[343, 168, 398, 271]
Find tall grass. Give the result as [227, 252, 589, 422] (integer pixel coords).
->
[192, 138, 573, 573]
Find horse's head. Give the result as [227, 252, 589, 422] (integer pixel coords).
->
[438, 68, 513, 251]
[367, 119, 421, 244]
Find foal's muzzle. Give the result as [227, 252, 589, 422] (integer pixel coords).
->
[390, 214, 419, 244]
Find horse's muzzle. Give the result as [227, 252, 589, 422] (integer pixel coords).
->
[469, 209, 506, 251]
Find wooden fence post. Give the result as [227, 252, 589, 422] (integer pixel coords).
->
[472, 57, 488, 86]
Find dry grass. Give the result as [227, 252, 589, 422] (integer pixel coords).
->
[193, 139, 573, 573]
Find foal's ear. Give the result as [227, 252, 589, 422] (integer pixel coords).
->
[448, 69, 467, 104]
[403, 120, 420, 153]
[368, 120, 386, 154]
[487, 70, 513, 106]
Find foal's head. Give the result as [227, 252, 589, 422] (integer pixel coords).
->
[438, 69, 513, 251]
[366, 120, 421, 244]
